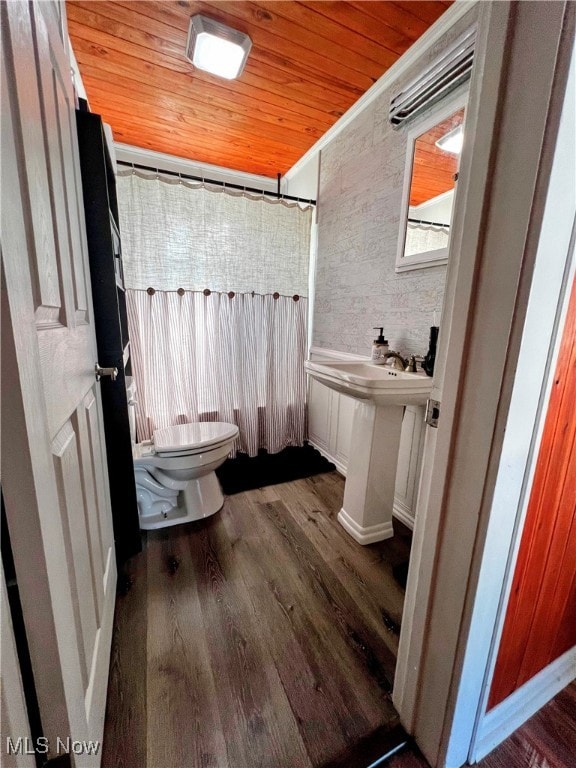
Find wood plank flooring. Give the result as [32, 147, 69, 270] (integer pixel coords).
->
[102, 472, 412, 768]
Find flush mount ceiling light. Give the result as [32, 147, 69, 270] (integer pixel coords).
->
[435, 124, 464, 155]
[186, 14, 252, 80]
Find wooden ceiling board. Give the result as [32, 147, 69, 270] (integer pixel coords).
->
[67, 1, 451, 177]
[121, 1, 378, 92]
[259, 2, 411, 62]
[68, 4, 361, 129]
[70, 1, 372, 98]
[345, 1, 434, 44]
[81, 82, 317, 155]
[71, 32, 341, 123]
[79, 58, 328, 139]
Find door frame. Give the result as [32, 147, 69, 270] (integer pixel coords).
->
[392, 1, 574, 764]
[468, 44, 575, 760]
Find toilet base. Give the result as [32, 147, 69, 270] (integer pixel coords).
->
[137, 471, 224, 530]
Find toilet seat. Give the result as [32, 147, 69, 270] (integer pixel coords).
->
[152, 422, 239, 457]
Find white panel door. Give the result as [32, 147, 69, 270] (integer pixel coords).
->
[1, 2, 116, 765]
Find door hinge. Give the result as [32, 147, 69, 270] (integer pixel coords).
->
[426, 398, 441, 428]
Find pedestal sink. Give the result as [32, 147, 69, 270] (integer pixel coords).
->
[305, 360, 432, 544]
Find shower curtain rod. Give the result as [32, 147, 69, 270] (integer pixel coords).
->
[408, 217, 451, 228]
[117, 161, 317, 206]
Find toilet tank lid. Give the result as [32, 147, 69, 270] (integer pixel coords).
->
[153, 422, 239, 453]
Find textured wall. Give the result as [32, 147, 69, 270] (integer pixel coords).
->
[312, 9, 477, 358]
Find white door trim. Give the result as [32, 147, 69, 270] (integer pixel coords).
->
[392, 2, 574, 765]
[473, 645, 576, 763]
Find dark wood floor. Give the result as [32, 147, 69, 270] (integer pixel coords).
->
[388, 681, 576, 768]
[102, 471, 412, 768]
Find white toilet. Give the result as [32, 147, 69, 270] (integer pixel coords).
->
[131, 419, 239, 530]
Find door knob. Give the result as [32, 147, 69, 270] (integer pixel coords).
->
[95, 363, 118, 382]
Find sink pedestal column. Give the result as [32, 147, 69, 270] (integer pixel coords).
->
[338, 400, 404, 544]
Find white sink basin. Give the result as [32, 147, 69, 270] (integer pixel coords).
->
[305, 360, 432, 405]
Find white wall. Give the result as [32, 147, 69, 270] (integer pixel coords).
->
[311, 8, 477, 359]
[409, 189, 454, 226]
[282, 152, 320, 201]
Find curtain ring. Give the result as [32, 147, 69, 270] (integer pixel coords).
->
[228, 291, 235, 299]
[203, 288, 211, 296]
[177, 287, 185, 296]
[292, 294, 300, 302]
[147, 287, 155, 295]
[273, 292, 280, 300]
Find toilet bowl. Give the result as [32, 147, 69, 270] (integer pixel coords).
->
[132, 421, 239, 530]
[134, 465, 180, 519]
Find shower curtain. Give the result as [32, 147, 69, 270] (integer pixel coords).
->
[117, 170, 313, 456]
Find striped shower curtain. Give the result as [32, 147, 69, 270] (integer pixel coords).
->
[117, 170, 312, 456]
[126, 289, 308, 456]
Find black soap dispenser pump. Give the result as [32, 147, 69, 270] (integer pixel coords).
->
[422, 326, 439, 377]
[371, 327, 389, 365]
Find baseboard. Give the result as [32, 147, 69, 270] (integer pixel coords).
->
[473, 645, 576, 762]
[338, 507, 394, 545]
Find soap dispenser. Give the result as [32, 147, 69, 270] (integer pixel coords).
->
[371, 327, 389, 365]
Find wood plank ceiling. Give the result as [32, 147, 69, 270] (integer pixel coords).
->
[66, 1, 452, 178]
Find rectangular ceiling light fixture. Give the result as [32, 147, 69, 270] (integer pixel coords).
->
[186, 14, 252, 80]
[435, 125, 464, 155]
